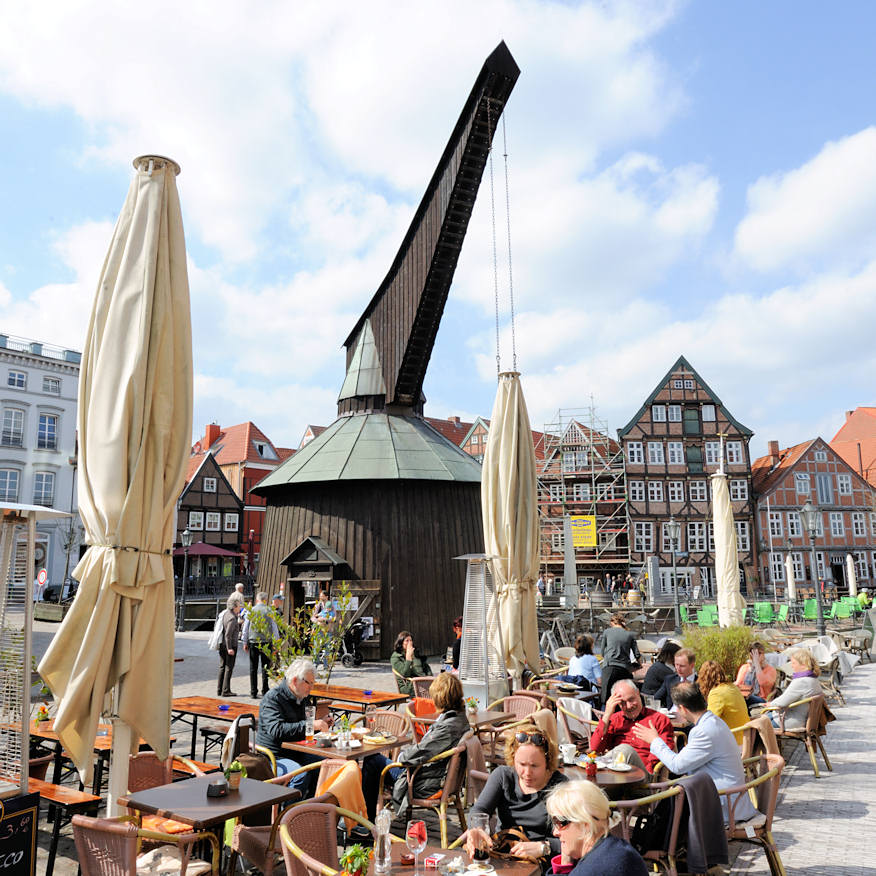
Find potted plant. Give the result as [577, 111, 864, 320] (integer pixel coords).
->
[339, 844, 373, 876]
[465, 696, 479, 715]
[224, 759, 247, 790]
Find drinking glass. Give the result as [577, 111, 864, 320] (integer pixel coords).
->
[406, 820, 427, 874]
[304, 705, 315, 742]
[468, 812, 490, 861]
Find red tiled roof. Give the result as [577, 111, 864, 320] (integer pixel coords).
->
[751, 439, 816, 495]
[830, 407, 876, 486]
[424, 416, 475, 446]
[276, 447, 296, 462]
[188, 422, 286, 481]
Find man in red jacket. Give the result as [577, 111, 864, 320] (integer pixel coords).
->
[589, 679, 675, 773]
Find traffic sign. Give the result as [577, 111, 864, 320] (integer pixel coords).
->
[37, 569, 47, 585]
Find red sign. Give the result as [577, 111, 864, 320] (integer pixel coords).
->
[37, 569, 47, 586]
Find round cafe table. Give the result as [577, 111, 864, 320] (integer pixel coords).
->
[560, 763, 647, 798]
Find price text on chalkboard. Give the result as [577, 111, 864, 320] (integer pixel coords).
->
[0, 792, 40, 876]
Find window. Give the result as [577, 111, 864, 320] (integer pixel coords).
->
[668, 405, 681, 422]
[702, 404, 716, 421]
[627, 442, 643, 464]
[667, 441, 684, 464]
[629, 481, 645, 502]
[729, 479, 748, 500]
[651, 405, 666, 422]
[551, 531, 564, 551]
[7, 370, 26, 388]
[815, 514, 824, 537]
[687, 522, 707, 552]
[814, 450, 827, 462]
[37, 413, 58, 450]
[684, 379, 694, 389]
[668, 481, 684, 502]
[562, 452, 575, 472]
[852, 512, 866, 537]
[683, 408, 700, 435]
[726, 441, 743, 464]
[33, 471, 54, 506]
[188, 511, 203, 530]
[689, 480, 707, 501]
[205, 511, 221, 531]
[647, 442, 665, 464]
[736, 521, 750, 552]
[648, 481, 664, 502]
[829, 512, 844, 537]
[768, 511, 783, 539]
[596, 482, 612, 501]
[791, 552, 804, 581]
[549, 484, 563, 502]
[854, 551, 867, 581]
[2, 408, 24, 446]
[572, 482, 591, 502]
[705, 441, 721, 465]
[707, 521, 714, 551]
[686, 445, 703, 473]
[633, 522, 653, 553]
[837, 474, 852, 496]
[871, 512, 876, 537]
[816, 474, 833, 504]
[816, 551, 826, 579]
[224, 513, 239, 531]
[42, 376, 61, 394]
[0, 469, 19, 502]
[770, 553, 785, 582]
[787, 512, 802, 538]
[471, 435, 479, 445]
[673, 379, 683, 389]
[662, 522, 680, 552]
[795, 473, 810, 494]
[203, 477, 217, 493]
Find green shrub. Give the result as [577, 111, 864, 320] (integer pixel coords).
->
[681, 625, 758, 679]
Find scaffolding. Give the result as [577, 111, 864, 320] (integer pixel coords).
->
[538, 406, 630, 591]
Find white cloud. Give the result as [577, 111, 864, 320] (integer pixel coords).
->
[734, 127, 876, 274]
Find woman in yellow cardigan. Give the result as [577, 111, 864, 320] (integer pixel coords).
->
[698, 661, 749, 744]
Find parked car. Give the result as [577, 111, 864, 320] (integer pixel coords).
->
[42, 578, 78, 603]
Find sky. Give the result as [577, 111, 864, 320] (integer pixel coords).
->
[2, 0, 875, 461]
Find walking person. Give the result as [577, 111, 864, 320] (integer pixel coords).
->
[242, 591, 277, 699]
[218, 593, 244, 697]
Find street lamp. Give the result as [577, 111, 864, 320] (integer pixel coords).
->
[800, 500, 825, 636]
[178, 528, 193, 632]
[666, 516, 682, 632]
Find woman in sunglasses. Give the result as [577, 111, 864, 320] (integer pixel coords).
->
[465, 724, 567, 861]
[545, 780, 647, 876]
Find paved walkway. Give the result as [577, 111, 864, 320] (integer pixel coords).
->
[26, 623, 876, 875]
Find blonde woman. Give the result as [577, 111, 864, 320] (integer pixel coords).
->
[698, 660, 750, 744]
[764, 649, 821, 730]
[545, 779, 647, 876]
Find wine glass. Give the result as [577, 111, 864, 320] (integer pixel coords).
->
[406, 819, 427, 874]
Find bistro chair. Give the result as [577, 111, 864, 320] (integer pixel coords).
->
[463, 732, 490, 807]
[72, 813, 219, 876]
[410, 676, 436, 699]
[405, 697, 439, 740]
[717, 754, 786, 876]
[126, 752, 208, 837]
[773, 693, 832, 778]
[556, 697, 597, 752]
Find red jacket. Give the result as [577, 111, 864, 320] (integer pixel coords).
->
[589, 706, 674, 772]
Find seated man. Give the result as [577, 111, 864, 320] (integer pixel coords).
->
[633, 682, 761, 824]
[588, 679, 674, 773]
[255, 657, 331, 793]
[654, 647, 697, 709]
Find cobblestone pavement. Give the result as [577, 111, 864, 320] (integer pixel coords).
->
[26, 623, 876, 875]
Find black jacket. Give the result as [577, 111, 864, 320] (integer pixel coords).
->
[255, 682, 311, 756]
[655, 672, 697, 709]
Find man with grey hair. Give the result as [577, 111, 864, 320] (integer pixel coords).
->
[242, 591, 277, 699]
[255, 658, 332, 792]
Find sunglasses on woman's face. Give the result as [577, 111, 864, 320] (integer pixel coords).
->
[514, 731, 547, 747]
[551, 817, 571, 830]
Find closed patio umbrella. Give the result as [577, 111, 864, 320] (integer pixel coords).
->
[711, 471, 746, 627]
[784, 554, 797, 602]
[39, 155, 192, 810]
[846, 553, 858, 598]
[481, 371, 540, 686]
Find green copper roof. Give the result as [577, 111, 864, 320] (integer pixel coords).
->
[337, 319, 386, 402]
[254, 413, 483, 490]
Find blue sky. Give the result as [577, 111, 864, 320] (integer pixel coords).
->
[2, 1, 875, 459]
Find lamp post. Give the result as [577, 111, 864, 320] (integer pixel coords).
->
[800, 500, 825, 637]
[667, 516, 682, 633]
[178, 528, 193, 631]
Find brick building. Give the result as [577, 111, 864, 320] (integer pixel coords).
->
[752, 437, 876, 597]
[830, 407, 876, 488]
[618, 356, 757, 600]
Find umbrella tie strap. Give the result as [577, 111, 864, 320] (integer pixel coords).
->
[90, 543, 171, 556]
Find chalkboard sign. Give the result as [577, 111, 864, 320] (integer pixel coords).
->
[0, 792, 39, 876]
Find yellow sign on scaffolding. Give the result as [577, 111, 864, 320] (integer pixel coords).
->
[569, 515, 597, 548]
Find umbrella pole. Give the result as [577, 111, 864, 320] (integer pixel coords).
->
[107, 683, 132, 816]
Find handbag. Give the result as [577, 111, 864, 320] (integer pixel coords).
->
[489, 827, 542, 864]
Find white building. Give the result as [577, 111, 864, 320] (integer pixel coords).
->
[0, 333, 82, 589]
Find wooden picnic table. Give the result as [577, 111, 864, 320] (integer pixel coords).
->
[310, 683, 408, 709]
[171, 696, 259, 759]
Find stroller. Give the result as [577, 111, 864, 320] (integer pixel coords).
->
[340, 618, 368, 667]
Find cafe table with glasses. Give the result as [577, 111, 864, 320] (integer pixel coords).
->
[560, 760, 647, 798]
[282, 727, 412, 762]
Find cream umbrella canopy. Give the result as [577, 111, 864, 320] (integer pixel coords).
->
[39, 156, 192, 806]
[481, 371, 540, 686]
[784, 554, 797, 602]
[711, 471, 746, 627]
[846, 553, 858, 598]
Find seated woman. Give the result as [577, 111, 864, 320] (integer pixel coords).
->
[763, 649, 821, 730]
[734, 642, 777, 707]
[390, 630, 432, 696]
[698, 660, 750, 744]
[640, 641, 679, 698]
[465, 724, 567, 861]
[557, 635, 601, 691]
[362, 673, 469, 819]
[545, 779, 647, 876]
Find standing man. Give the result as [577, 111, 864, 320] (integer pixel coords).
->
[536, 572, 546, 606]
[256, 658, 332, 793]
[218, 593, 244, 697]
[242, 591, 277, 699]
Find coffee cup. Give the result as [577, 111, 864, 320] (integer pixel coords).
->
[560, 743, 577, 764]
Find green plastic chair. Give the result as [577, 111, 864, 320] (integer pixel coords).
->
[825, 603, 838, 621]
[776, 604, 789, 626]
[680, 604, 690, 625]
[803, 599, 818, 621]
[697, 608, 718, 627]
[835, 602, 851, 620]
[755, 602, 775, 624]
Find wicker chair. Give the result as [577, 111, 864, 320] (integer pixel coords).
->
[410, 677, 436, 699]
[556, 697, 597, 752]
[126, 752, 206, 837]
[481, 695, 540, 762]
[354, 708, 412, 760]
[773, 693, 832, 778]
[72, 813, 219, 875]
[610, 784, 685, 876]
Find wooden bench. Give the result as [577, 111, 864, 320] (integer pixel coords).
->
[199, 725, 226, 760]
[28, 776, 101, 876]
[171, 757, 222, 778]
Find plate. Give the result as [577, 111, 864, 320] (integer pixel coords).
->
[364, 733, 397, 745]
[608, 762, 633, 772]
[466, 865, 495, 874]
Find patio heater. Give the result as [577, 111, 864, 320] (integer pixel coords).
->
[667, 516, 682, 633]
[457, 554, 508, 709]
[800, 500, 825, 637]
[177, 527, 192, 631]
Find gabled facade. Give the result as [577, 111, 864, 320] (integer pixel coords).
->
[178, 452, 243, 578]
[830, 407, 876, 488]
[752, 437, 876, 596]
[618, 356, 757, 599]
